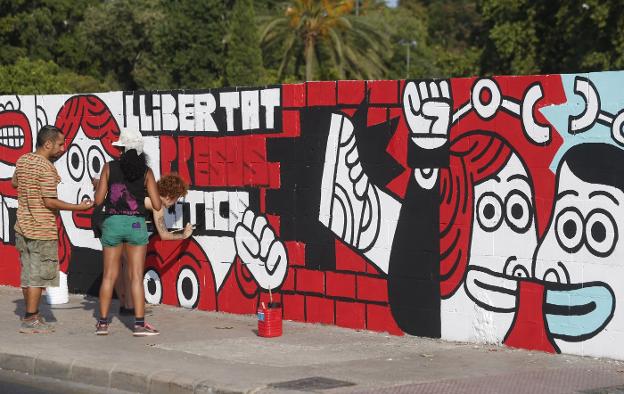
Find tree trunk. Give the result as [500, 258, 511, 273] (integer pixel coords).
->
[305, 36, 317, 81]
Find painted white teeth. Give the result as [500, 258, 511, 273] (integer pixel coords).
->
[0, 127, 25, 148]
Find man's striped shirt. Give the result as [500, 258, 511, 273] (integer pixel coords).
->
[14, 153, 61, 240]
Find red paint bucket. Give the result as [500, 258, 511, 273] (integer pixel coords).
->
[257, 302, 282, 338]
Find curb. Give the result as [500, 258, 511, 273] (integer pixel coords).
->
[0, 351, 246, 394]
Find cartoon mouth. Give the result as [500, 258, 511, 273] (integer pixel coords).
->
[543, 281, 615, 341]
[0, 111, 31, 163]
[543, 298, 595, 316]
[465, 265, 615, 342]
[73, 209, 93, 230]
[0, 125, 25, 148]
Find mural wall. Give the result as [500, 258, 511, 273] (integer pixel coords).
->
[1, 71, 624, 360]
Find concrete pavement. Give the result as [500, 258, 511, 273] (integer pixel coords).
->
[0, 285, 623, 394]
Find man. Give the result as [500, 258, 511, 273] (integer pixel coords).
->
[12, 125, 92, 334]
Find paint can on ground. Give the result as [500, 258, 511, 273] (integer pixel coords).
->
[257, 302, 282, 338]
[45, 271, 69, 305]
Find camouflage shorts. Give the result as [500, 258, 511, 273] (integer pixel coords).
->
[16, 233, 59, 288]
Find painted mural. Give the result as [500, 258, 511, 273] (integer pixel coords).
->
[1, 72, 624, 360]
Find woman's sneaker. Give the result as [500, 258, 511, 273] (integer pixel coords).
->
[20, 315, 53, 334]
[133, 323, 159, 337]
[95, 321, 109, 336]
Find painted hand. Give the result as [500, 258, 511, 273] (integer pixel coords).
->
[403, 79, 451, 150]
[234, 209, 287, 290]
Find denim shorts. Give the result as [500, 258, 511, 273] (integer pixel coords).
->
[16, 233, 59, 288]
[100, 215, 148, 247]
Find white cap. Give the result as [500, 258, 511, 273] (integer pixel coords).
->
[112, 129, 144, 155]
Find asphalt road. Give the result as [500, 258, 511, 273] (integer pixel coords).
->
[0, 368, 134, 394]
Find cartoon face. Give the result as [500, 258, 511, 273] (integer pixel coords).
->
[56, 126, 112, 249]
[533, 162, 622, 283]
[445, 153, 538, 343]
[470, 154, 537, 276]
[0, 97, 34, 245]
[531, 157, 618, 356]
[0, 97, 33, 194]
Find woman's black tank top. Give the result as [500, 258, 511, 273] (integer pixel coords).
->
[104, 161, 146, 216]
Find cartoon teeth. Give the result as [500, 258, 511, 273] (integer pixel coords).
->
[0, 126, 25, 148]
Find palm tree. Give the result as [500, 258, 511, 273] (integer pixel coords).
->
[261, 0, 390, 81]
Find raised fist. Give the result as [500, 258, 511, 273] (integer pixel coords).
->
[234, 209, 287, 290]
[402, 79, 451, 150]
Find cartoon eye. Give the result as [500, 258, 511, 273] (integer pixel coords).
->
[143, 268, 162, 305]
[555, 207, 584, 253]
[585, 209, 617, 257]
[176, 266, 200, 309]
[476, 192, 503, 232]
[87, 146, 106, 179]
[504, 191, 533, 233]
[66, 144, 85, 182]
[510, 264, 529, 278]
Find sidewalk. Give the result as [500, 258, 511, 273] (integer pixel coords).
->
[0, 286, 623, 394]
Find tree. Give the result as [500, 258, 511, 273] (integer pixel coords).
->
[479, 0, 624, 75]
[479, 0, 539, 75]
[384, 0, 481, 79]
[424, 0, 482, 77]
[380, 4, 436, 79]
[224, 0, 266, 87]
[67, 0, 165, 90]
[138, 0, 229, 89]
[67, 0, 229, 90]
[260, 0, 391, 81]
[535, 0, 624, 73]
[0, 57, 110, 94]
[0, 0, 99, 66]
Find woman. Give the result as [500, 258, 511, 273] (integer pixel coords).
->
[94, 130, 162, 336]
[116, 174, 194, 315]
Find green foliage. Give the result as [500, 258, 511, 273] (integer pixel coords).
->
[140, 0, 229, 89]
[0, 0, 230, 92]
[224, 0, 266, 86]
[381, 5, 435, 79]
[260, 0, 391, 82]
[0, 0, 98, 65]
[425, 0, 483, 77]
[66, 0, 165, 90]
[479, 0, 539, 74]
[0, 57, 110, 94]
[387, 0, 482, 79]
[480, 0, 624, 75]
[1, 0, 623, 93]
